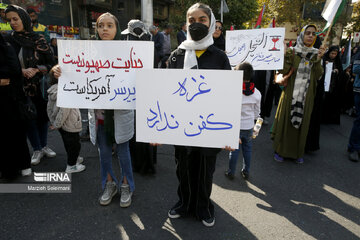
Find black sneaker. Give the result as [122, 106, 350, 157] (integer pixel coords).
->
[241, 170, 249, 180]
[224, 171, 234, 180]
[349, 151, 359, 162]
[202, 217, 215, 227]
[168, 209, 181, 219]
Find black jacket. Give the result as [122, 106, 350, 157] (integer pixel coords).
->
[0, 35, 24, 101]
[5, 34, 55, 122]
[167, 44, 231, 156]
[168, 44, 231, 70]
[213, 35, 225, 51]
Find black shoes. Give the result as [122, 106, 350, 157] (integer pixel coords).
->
[241, 170, 249, 180]
[224, 171, 234, 180]
[168, 209, 181, 219]
[202, 217, 215, 227]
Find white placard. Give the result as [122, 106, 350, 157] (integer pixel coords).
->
[324, 62, 333, 92]
[57, 40, 154, 109]
[354, 32, 360, 43]
[226, 28, 285, 70]
[136, 69, 243, 149]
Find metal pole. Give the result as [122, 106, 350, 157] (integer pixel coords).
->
[69, 0, 74, 27]
[221, 0, 223, 22]
[141, 0, 153, 29]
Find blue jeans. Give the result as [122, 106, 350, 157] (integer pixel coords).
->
[348, 92, 360, 152]
[27, 120, 48, 151]
[97, 124, 135, 192]
[228, 129, 253, 175]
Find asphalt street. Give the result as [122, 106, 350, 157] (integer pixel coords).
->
[1, 111, 359, 240]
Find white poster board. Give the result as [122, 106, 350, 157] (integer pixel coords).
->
[136, 69, 243, 149]
[226, 28, 285, 70]
[354, 32, 360, 43]
[324, 62, 333, 92]
[57, 40, 154, 109]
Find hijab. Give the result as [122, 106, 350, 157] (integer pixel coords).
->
[324, 45, 343, 74]
[290, 25, 319, 129]
[178, 7, 216, 69]
[5, 5, 50, 55]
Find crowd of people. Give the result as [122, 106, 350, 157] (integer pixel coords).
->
[0, 2, 359, 228]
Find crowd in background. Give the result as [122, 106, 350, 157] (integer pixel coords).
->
[0, 2, 360, 228]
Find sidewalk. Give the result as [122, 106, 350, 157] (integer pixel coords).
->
[0, 113, 359, 240]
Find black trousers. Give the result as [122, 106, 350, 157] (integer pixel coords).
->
[172, 146, 217, 220]
[59, 128, 81, 166]
[0, 97, 31, 178]
[261, 82, 279, 118]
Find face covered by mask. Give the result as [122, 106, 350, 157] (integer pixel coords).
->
[188, 22, 208, 41]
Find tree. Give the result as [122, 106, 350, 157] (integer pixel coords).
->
[169, 0, 258, 30]
[254, 0, 326, 30]
[345, 1, 360, 34]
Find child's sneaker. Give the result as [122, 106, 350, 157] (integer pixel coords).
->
[99, 181, 117, 206]
[120, 184, 133, 208]
[21, 168, 32, 176]
[77, 156, 84, 164]
[31, 150, 43, 165]
[224, 171, 234, 180]
[241, 170, 249, 180]
[65, 163, 86, 173]
[168, 209, 181, 219]
[42, 146, 56, 158]
[202, 216, 215, 227]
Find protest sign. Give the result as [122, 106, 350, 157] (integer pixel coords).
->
[57, 40, 154, 109]
[136, 69, 243, 149]
[324, 62, 333, 92]
[226, 28, 285, 70]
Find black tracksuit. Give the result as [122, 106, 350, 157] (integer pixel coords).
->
[167, 45, 231, 220]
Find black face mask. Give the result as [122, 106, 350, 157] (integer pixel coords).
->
[188, 22, 208, 41]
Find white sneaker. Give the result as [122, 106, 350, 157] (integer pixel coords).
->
[120, 184, 133, 208]
[99, 181, 118, 206]
[21, 168, 32, 176]
[31, 150, 43, 165]
[77, 156, 84, 164]
[65, 163, 86, 173]
[42, 146, 56, 158]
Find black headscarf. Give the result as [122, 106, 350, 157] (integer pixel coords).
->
[5, 5, 50, 55]
[324, 45, 343, 75]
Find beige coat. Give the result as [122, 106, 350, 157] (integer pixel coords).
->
[47, 84, 82, 133]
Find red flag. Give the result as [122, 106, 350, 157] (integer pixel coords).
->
[254, 4, 265, 29]
[268, 17, 275, 28]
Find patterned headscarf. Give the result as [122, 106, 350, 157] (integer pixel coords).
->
[290, 25, 319, 129]
[5, 5, 50, 55]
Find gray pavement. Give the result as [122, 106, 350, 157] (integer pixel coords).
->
[1, 111, 360, 240]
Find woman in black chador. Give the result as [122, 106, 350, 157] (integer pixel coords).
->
[5, 5, 55, 166]
[0, 33, 31, 178]
[321, 45, 344, 125]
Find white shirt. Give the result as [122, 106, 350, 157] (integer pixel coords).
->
[240, 88, 261, 130]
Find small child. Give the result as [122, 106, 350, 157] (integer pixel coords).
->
[47, 65, 86, 173]
[225, 62, 261, 180]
